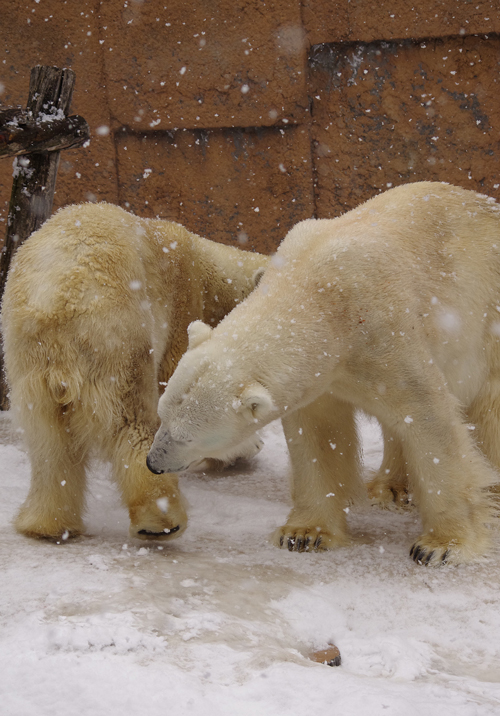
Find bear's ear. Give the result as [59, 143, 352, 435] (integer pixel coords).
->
[187, 321, 213, 350]
[239, 382, 276, 422]
[252, 266, 267, 288]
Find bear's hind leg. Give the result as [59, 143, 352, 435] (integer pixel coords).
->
[385, 381, 496, 565]
[15, 405, 87, 540]
[273, 393, 363, 552]
[466, 377, 500, 495]
[366, 427, 413, 509]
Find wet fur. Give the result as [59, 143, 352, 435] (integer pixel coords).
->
[2, 203, 267, 541]
[148, 183, 500, 565]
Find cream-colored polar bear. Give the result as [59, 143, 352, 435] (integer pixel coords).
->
[2, 203, 267, 541]
[147, 182, 500, 566]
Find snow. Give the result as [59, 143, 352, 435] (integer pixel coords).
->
[1, 411, 500, 715]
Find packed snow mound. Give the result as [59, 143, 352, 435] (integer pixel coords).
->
[1, 413, 500, 716]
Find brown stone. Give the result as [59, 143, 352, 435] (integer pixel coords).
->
[100, 0, 309, 131]
[302, 0, 351, 44]
[310, 34, 500, 218]
[115, 125, 314, 254]
[309, 644, 342, 666]
[304, 0, 500, 44]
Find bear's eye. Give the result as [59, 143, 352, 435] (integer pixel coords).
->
[170, 427, 193, 443]
[251, 403, 258, 412]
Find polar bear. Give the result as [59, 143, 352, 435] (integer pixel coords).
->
[147, 182, 500, 566]
[2, 203, 267, 542]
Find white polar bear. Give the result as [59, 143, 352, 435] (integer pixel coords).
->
[147, 182, 500, 566]
[2, 203, 267, 542]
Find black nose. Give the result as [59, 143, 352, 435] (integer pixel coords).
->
[146, 454, 165, 474]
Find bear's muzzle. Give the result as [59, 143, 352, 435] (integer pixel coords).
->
[146, 454, 165, 474]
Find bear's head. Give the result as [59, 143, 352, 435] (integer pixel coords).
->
[146, 320, 277, 474]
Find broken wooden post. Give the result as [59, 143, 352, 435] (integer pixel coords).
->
[0, 65, 90, 409]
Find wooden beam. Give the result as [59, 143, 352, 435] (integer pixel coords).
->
[0, 109, 89, 158]
[0, 65, 83, 410]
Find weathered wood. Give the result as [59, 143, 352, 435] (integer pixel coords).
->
[0, 66, 81, 410]
[0, 110, 89, 158]
[0, 66, 78, 298]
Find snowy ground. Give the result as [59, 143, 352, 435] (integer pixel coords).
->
[1, 411, 500, 716]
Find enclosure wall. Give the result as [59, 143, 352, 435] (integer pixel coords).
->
[1, 1, 499, 253]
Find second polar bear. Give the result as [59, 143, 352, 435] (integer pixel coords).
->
[147, 182, 500, 566]
[2, 203, 267, 542]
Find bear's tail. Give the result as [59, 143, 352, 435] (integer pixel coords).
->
[4, 325, 119, 449]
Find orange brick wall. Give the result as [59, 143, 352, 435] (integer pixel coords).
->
[1, 1, 499, 254]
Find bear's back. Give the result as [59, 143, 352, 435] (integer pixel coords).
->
[2, 203, 196, 326]
[274, 183, 500, 297]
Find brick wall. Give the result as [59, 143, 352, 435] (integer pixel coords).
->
[1, 1, 499, 254]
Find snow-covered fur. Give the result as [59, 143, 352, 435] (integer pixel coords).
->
[147, 182, 500, 565]
[2, 203, 267, 542]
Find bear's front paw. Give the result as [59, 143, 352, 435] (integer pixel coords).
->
[129, 495, 188, 542]
[410, 539, 451, 566]
[271, 525, 347, 553]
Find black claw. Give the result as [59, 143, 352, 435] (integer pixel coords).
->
[304, 537, 311, 552]
[411, 542, 451, 566]
[412, 545, 424, 563]
[279, 535, 284, 547]
[137, 525, 180, 537]
[287, 537, 296, 552]
[389, 487, 399, 502]
[314, 535, 322, 550]
[296, 536, 304, 552]
[424, 550, 435, 566]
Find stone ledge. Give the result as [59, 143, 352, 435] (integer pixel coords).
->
[304, 0, 500, 44]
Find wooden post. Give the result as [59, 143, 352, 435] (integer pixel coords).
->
[0, 65, 90, 409]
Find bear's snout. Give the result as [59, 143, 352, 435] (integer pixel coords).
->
[146, 454, 165, 474]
